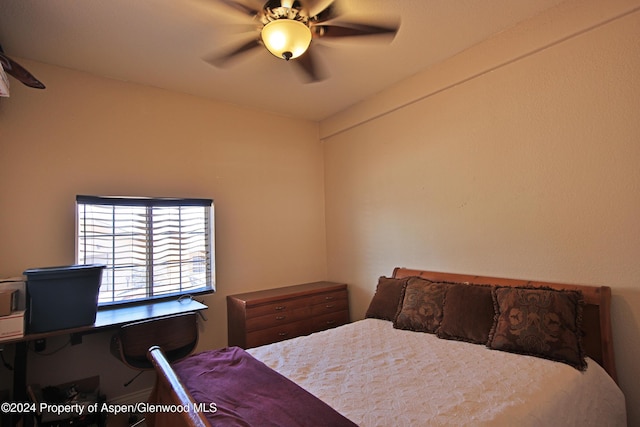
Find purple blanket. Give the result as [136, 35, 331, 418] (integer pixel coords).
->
[172, 346, 357, 427]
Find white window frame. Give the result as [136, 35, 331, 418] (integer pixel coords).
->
[76, 195, 215, 307]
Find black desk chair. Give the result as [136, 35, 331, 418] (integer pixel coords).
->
[110, 312, 199, 386]
[110, 312, 199, 426]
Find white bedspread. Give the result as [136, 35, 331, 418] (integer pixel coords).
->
[248, 319, 626, 427]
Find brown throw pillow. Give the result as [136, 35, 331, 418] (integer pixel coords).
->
[437, 283, 495, 344]
[487, 286, 586, 370]
[393, 277, 448, 333]
[365, 276, 409, 321]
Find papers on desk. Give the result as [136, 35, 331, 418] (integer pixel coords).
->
[0, 277, 26, 310]
[0, 310, 25, 341]
[0, 277, 25, 341]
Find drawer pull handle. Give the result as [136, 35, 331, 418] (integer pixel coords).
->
[325, 304, 335, 309]
[278, 332, 288, 337]
[275, 306, 286, 311]
[276, 316, 286, 320]
[326, 320, 336, 325]
[325, 296, 334, 301]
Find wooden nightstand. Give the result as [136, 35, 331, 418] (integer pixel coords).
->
[227, 281, 350, 349]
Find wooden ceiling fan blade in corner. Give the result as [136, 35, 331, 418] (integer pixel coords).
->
[0, 52, 45, 89]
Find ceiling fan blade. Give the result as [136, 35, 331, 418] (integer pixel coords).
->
[292, 49, 328, 83]
[216, 0, 262, 17]
[308, 1, 338, 23]
[204, 38, 262, 67]
[0, 53, 46, 89]
[313, 21, 399, 39]
[279, 0, 295, 8]
[221, 23, 261, 34]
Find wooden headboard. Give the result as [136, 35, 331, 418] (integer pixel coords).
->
[392, 267, 617, 383]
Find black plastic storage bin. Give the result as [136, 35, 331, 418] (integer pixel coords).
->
[24, 264, 105, 333]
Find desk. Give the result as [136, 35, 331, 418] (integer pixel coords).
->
[4, 298, 208, 345]
[6, 298, 208, 424]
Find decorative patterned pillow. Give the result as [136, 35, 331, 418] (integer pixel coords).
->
[437, 283, 495, 344]
[365, 276, 409, 321]
[393, 277, 448, 333]
[487, 286, 587, 370]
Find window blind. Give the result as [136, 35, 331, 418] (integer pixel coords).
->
[76, 195, 215, 306]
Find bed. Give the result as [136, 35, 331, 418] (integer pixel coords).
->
[145, 268, 627, 426]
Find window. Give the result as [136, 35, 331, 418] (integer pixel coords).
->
[76, 195, 215, 306]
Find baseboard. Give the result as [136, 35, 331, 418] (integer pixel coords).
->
[108, 387, 153, 405]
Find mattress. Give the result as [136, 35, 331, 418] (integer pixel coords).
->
[248, 318, 626, 427]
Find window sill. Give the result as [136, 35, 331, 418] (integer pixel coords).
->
[95, 298, 207, 329]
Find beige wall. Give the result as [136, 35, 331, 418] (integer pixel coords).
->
[0, 63, 326, 398]
[322, 0, 640, 424]
[1, 0, 638, 423]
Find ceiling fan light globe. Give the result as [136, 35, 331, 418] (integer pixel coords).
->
[261, 19, 311, 60]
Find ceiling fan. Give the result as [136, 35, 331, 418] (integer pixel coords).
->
[206, 0, 400, 82]
[0, 45, 46, 93]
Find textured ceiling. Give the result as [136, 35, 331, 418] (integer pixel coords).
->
[0, 0, 567, 121]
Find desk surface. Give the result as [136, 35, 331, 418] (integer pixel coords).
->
[4, 298, 208, 343]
